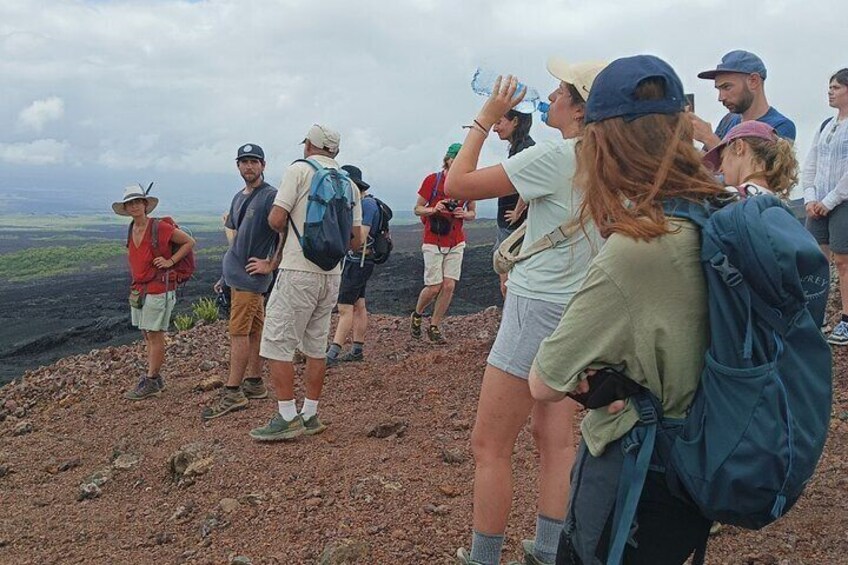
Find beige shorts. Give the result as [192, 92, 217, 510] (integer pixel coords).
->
[130, 291, 175, 332]
[260, 270, 341, 361]
[422, 242, 465, 286]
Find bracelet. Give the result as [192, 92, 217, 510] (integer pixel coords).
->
[462, 123, 488, 135]
[473, 119, 491, 132]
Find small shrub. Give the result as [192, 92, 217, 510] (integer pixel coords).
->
[192, 297, 218, 323]
[174, 314, 195, 332]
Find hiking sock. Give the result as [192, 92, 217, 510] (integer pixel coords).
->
[244, 377, 262, 384]
[327, 342, 342, 359]
[842, 313, 848, 324]
[469, 530, 504, 565]
[412, 311, 423, 319]
[301, 398, 319, 420]
[277, 400, 298, 421]
[351, 342, 364, 355]
[533, 514, 564, 563]
[225, 385, 240, 392]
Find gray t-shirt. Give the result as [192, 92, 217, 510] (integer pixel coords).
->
[222, 182, 278, 293]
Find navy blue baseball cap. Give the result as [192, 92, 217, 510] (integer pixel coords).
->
[584, 55, 686, 124]
[236, 143, 265, 161]
[697, 50, 767, 80]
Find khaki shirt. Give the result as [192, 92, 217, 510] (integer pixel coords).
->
[274, 155, 362, 275]
[532, 220, 709, 456]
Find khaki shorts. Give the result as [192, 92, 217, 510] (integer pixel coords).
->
[260, 270, 341, 361]
[229, 288, 265, 336]
[130, 291, 175, 332]
[422, 242, 465, 286]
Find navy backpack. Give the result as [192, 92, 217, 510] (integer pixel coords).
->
[290, 159, 355, 271]
[607, 195, 832, 565]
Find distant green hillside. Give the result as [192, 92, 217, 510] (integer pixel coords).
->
[0, 243, 126, 282]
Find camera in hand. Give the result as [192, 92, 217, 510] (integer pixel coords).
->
[443, 199, 460, 212]
[566, 367, 643, 409]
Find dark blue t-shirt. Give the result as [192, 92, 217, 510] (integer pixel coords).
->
[349, 194, 380, 259]
[222, 182, 278, 293]
[715, 106, 797, 141]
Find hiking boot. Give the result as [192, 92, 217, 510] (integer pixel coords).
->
[338, 350, 364, 363]
[428, 324, 447, 345]
[240, 378, 268, 399]
[411, 312, 423, 339]
[505, 540, 553, 565]
[827, 321, 848, 345]
[249, 413, 304, 442]
[709, 522, 723, 536]
[456, 548, 484, 565]
[124, 376, 162, 400]
[326, 354, 341, 367]
[153, 375, 165, 392]
[302, 414, 327, 436]
[201, 388, 249, 420]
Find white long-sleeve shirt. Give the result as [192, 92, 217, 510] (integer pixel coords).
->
[802, 116, 848, 210]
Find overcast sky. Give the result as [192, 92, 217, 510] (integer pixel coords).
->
[1, 0, 845, 217]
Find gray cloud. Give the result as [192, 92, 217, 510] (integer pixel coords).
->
[0, 0, 846, 215]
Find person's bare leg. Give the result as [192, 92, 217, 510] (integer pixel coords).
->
[332, 304, 354, 347]
[267, 359, 295, 400]
[431, 278, 456, 327]
[352, 298, 368, 342]
[246, 331, 262, 377]
[415, 284, 441, 315]
[833, 252, 848, 316]
[147, 331, 166, 376]
[304, 355, 326, 401]
[228, 335, 250, 386]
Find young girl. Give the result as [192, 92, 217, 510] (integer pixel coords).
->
[113, 185, 195, 400]
[702, 120, 798, 198]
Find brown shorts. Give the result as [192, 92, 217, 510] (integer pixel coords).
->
[229, 288, 265, 336]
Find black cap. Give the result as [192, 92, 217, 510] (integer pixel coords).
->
[341, 165, 370, 190]
[236, 143, 265, 161]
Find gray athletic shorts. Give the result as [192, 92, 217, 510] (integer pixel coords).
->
[806, 201, 848, 254]
[487, 292, 566, 379]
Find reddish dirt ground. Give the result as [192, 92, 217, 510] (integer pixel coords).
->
[1, 308, 846, 564]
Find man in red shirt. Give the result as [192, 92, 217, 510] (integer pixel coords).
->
[411, 143, 477, 344]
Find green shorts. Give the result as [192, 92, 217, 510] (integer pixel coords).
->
[131, 291, 176, 332]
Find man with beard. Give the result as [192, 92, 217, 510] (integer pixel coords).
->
[690, 50, 796, 151]
[202, 143, 280, 420]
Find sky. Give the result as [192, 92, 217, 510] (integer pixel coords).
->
[1, 0, 846, 217]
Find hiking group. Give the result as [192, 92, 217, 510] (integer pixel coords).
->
[113, 50, 847, 565]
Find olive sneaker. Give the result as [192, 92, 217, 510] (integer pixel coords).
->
[427, 324, 447, 345]
[201, 388, 249, 420]
[124, 376, 163, 401]
[506, 540, 554, 565]
[338, 350, 364, 363]
[456, 548, 483, 565]
[301, 414, 327, 436]
[249, 413, 304, 442]
[240, 378, 268, 399]
[411, 312, 423, 339]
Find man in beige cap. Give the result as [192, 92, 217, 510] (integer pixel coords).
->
[445, 59, 606, 565]
[250, 124, 363, 442]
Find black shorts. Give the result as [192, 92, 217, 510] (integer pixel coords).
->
[806, 201, 848, 254]
[337, 256, 375, 305]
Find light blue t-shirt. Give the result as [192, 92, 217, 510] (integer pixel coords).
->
[501, 138, 599, 305]
[715, 106, 796, 141]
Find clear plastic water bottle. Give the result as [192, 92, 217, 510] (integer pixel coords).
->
[471, 67, 543, 114]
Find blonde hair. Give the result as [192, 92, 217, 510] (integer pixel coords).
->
[737, 136, 798, 199]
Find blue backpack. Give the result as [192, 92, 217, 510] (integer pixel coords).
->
[607, 195, 832, 565]
[289, 159, 355, 271]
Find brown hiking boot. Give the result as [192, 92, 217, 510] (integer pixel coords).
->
[202, 388, 249, 420]
[427, 324, 446, 345]
[240, 378, 268, 399]
[124, 376, 163, 401]
[411, 312, 423, 339]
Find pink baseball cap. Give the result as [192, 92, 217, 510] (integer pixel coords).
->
[702, 120, 778, 170]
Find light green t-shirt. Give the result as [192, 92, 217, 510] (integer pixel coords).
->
[501, 138, 599, 305]
[532, 220, 709, 456]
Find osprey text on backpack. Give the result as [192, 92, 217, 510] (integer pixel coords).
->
[605, 195, 832, 565]
[290, 159, 355, 271]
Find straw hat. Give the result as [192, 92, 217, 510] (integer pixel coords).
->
[111, 184, 158, 216]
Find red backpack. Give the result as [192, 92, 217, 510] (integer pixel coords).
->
[126, 217, 195, 285]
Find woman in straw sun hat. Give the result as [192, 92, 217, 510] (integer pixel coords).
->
[113, 184, 194, 401]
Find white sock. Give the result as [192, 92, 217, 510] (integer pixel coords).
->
[301, 398, 319, 419]
[277, 400, 298, 421]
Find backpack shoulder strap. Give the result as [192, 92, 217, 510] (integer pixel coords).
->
[233, 186, 263, 230]
[820, 117, 834, 134]
[427, 172, 443, 206]
[662, 198, 711, 228]
[126, 221, 133, 248]
[292, 158, 322, 171]
[150, 218, 161, 257]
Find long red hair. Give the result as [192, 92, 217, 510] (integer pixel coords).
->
[576, 79, 723, 240]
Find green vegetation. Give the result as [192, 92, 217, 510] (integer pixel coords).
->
[173, 314, 196, 332]
[0, 243, 125, 281]
[197, 244, 229, 259]
[192, 297, 219, 323]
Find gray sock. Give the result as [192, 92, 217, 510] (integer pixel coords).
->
[533, 514, 564, 564]
[327, 342, 342, 359]
[470, 530, 504, 565]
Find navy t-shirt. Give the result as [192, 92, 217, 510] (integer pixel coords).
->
[349, 194, 380, 258]
[222, 182, 278, 293]
[715, 106, 797, 141]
